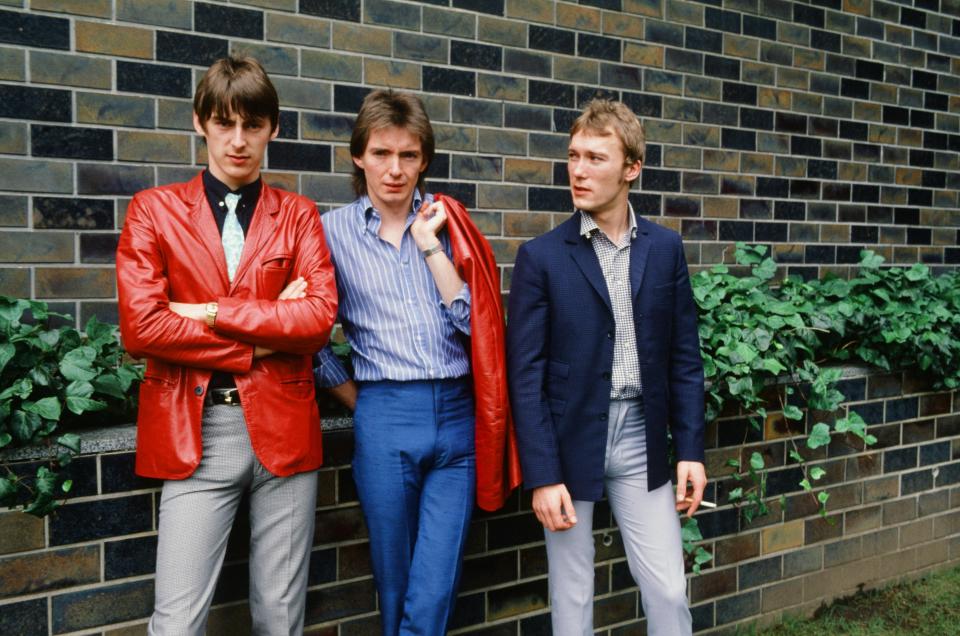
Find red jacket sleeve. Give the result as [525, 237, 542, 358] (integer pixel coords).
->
[117, 194, 254, 373]
[213, 200, 338, 355]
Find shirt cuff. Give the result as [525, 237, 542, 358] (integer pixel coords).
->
[313, 345, 351, 388]
[441, 282, 471, 335]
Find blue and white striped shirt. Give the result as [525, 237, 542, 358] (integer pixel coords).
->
[314, 192, 471, 386]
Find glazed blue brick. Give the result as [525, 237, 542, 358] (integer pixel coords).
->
[78, 164, 154, 195]
[722, 128, 755, 151]
[739, 556, 782, 589]
[426, 153, 449, 179]
[529, 26, 575, 55]
[666, 49, 704, 74]
[886, 396, 919, 422]
[775, 201, 805, 220]
[909, 149, 935, 168]
[794, 4, 825, 29]
[432, 181, 476, 208]
[195, 2, 263, 40]
[740, 108, 773, 130]
[719, 220, 754, 241]
[826, 55, 856, 77]
[630, 192, 662, 215]
[0, 9, 69, 50]
[365, 0, 420, 30]
[791, 136, 822, 157]
[756, 222, 788, 242]
[902, 469, 934, 495]
[529, 80, 574, 108]
[685, 27, 722, 54]
[0, 85, 71, 123]
[622, 93, 662, 118]
[919, 441, 951, 466]
[580, 0, 621, 8]
[850, 226, 879, 243]
[600, 64, 642, 90]
[117, 62, 191, 98]
[504, 104, 551, 131]
[703, 103, 738, 126]
[706, 56, 740, 80]
[646, 20, 684, 47]
[811, 29, 841, 52]
[706, 8, 741, 33]
[808, 159, 838, 179]
[333, 85, 372, 114]
[31, 125, 113, 161]
[269, 142, 331, 172]
[301, 0, 360, 21]
[642, 169, 681, 192]
[578, 33, 620, 61]
[451, 41, 502, 71]
[52, 580, 153, 633]
[33, 197, 115, 230]
[0, 598, 46, 636]
[757, 177, 789, 198]
[50, 494, 153, 545]
[156, 31, 228, 66]
[693, 507, 739, 540]
[741, 200, 772, 219]
[743, 16, 777, 40]
[423, 67, 475, 96]
[453, 98, 502, 126]
[105, 535, 158, 580]
[793, 181, 822, 200]
[528, 187, 571, 212]
[452, 0, 504, 15]
[503, 49, 551, 77]
[99, 452, 161, 493]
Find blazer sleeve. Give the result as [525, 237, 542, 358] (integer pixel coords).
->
[213, 201, 339, 355]
[116, 194, 254, 373]
[506, 243, 564, 489]
[667, 234, 706, 463]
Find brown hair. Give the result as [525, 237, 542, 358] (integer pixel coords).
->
[350, 90, 435, 196]
[193, 56, 279, 131]
[571, 99, 646, 182]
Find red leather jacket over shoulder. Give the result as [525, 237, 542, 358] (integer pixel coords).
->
[117, 173, 338, 479]
[437, 194, 522, 511]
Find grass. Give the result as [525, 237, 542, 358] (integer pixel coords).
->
[736, 566, 960, 636]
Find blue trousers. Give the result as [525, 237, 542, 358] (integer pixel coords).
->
[353, 377, 476, 636]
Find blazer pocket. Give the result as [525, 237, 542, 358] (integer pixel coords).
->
[651, 281, 675, 307]
[548, 397, 566, 416]
[260, 253, 293, 297]
[548, 359, 570, 379]
[262, 252, 293, 270]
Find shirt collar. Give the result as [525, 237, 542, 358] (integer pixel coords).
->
[357, 190, 426, 235]
[202, 169, 261, 206]
[579, 203, 638, 244]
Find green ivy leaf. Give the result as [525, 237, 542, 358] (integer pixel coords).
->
[23, 396, 62, 422]
[65, 380, 95, 398]
[783, 404, 804, 420]
[807, 423, 832, 449]
[817, 491, 830, 505]
[58, 346, 98, 382]
[57, 433, 81, 454]
[809, 467, 826, 480]
[0, 341, 14, 375]
[0, 476, 16, 500]
[749, 452, 765, 471]
[65, 396, 107, 415]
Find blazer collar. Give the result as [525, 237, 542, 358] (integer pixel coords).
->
[185, 172, 281, 295]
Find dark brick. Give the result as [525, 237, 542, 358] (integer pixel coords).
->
[715, 590, 760, 625]
[902, 469, 934, 495]
[423, 67, 475, 96]
[622, 93, 662, 118]
[529, 26, 575, 55]
[811, 73, 840, 95]
[527, 187, 571, 212]
[920, 441, 951, 466]
[31, 125, 113, 161]
[705, 55, 740, 81]
[156, 31, 228, 66]
[645, 20, 684, 47]
[740, 108, 773, 130]
[642, 169, 681, 192]
[686, 27, 722, 54]
[78, 164, 153, 196]
[883, 106, 910, 126]
[901, 7, 926, 28]
[301, 0, 361, 20]
[78, 233, 118, 264]
[706, 8, 741, 33]
[722, 82, 757, 105]
[841, 78, 870, 100]
[117, 61, 192, 98]
[505, 104, 551, 131]
[887, 396, 919, 422]
[529, 80, 574, 108]
[0, 9, 69, 50]
[578, 33, 620, 61]
[51, 580, 153, 633]
[195, 2, 263, 39]
[850, 226, 878, 243]
[600, 63, 642, 90]
[925, 92, 949, 112]
[104, 536, 157, 580]
[808, 160, 837, 179]
[664, 196, 700, 217]
[99, 452, 160, 494]
[741, 199, 771, 219]
[811, 29, 841, 53]
[719, 221, 753, 241]
[743, 15, 777, 40]
[739, 555, 782, 589]
[722, 128, 755, 151]
[453, 99, 502, 127]
[451, 40, 502, 71]
[452, 0, 504, 15]
[488, 578, 548, 621]
[333, 85, 372, 114]
[755, 222, 787, 241]
[0, 85, 71, 123]
[804, 244, 834, 263]
[0, 598, 46, 636]
[503, 49, 551, 77]
[50, 495, 153, 546]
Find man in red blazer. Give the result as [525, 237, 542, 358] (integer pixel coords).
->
[116, 57, 337, 635]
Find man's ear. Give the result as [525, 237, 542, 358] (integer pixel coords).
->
[352, 155, 365, 171]
[270, 123, 280, 141]
[625, 160, 642, 183]
[192, 113, 207, 138]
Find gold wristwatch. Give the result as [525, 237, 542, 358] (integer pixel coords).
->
[205, 302, 218, 328]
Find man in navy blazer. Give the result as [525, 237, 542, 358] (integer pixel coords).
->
[507, 99, 706, 636]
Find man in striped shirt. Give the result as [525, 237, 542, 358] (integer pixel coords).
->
[314, 90, 474, 636]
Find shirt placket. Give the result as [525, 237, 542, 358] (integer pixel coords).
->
[397, 231, 437, 377]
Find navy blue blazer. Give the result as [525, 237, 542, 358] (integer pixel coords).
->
[506, 212, 705, 501]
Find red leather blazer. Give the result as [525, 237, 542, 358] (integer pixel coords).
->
[117, 173, 338, 479]
[438, 194, 522, 511]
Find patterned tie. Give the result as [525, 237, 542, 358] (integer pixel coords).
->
[222, 192, 244, 282]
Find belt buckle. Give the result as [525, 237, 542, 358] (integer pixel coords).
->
[222, 388, 239, 405]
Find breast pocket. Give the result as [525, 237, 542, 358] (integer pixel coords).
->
[651, 281, 675, 308]
[259, 252, 293, 298]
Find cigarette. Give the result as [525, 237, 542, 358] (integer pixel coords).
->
[684, 497, 717, 509]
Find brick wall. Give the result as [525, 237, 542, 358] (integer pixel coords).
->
[1, 0, 959, 327]
[1, 367, 958, 634]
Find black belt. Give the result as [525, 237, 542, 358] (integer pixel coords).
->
[206, 388, 241, 406]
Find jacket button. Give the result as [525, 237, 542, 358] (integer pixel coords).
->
[607, 331, 614, 339]
[602, 372, 611, 380]
[600, 413, 608, 421]
[194, 386, 203, 396]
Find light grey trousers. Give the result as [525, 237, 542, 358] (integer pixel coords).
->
[148, 405, 318, 636]
[544, 398, 692, 636]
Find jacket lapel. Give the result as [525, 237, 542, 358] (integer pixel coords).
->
[185, 174, 231, 295]
[229, 182, 279, 292]
[564, 214, 612, 314]
[630, 219, 652, 301]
